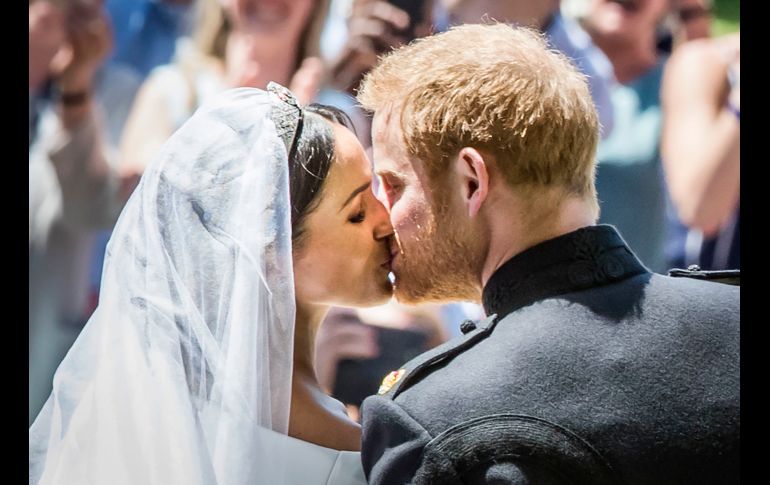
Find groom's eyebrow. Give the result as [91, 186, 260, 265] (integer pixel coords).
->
[339, 182, 371, 212]
[375, 169, 403, 180]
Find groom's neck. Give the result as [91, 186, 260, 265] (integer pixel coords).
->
[479, 194, 597, 288]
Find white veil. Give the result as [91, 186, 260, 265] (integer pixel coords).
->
[30, 87, 300, 484]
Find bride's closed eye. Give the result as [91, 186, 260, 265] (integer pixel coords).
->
[348, 200, 366, 224]
[348, 210, 366, 224]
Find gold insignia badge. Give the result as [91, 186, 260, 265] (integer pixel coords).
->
[377, 369, 406, 395]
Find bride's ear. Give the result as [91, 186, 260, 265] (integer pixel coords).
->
[453, 147, 489, 218]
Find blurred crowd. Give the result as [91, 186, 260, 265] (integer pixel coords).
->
[29, 0, 739, 424]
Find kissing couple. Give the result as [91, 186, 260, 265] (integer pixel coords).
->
[30, 23, 739, 485]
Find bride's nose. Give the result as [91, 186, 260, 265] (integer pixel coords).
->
[371, 196, 394, 241]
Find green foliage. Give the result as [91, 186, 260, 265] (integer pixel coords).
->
[712, 0, 739, 35]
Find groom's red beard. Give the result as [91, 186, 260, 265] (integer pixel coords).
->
[391, 200, 484, 304]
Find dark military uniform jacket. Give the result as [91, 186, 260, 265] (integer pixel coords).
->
[361, 225, 740, 484]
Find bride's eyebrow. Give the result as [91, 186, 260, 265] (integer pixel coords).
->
[339, 182, 371, 212]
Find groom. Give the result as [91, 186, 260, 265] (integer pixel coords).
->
[357, 24, 740, 484]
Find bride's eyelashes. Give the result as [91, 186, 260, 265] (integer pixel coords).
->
[348, 210, 366, 224]
[348, 200, 366, 224]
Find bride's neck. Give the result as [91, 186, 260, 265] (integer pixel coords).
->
[290, 300, 362, 451]
[293, 300, 328, 379]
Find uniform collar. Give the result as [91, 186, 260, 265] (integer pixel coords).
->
[482, 225, 648, 318]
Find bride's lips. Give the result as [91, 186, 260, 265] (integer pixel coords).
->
[387, 250, 400, 269]
[380, 253, 394, 270]
[380, 247, 400, 271]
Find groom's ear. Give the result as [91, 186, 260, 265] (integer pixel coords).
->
[453, 147, 489, 218]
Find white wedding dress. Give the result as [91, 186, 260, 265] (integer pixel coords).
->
[254, 426, 366, 484]
[30, 87, 367, 485]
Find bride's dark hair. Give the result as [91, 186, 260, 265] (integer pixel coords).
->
[289, 104, 356, 248]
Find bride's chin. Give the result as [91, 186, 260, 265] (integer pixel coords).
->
[347, 272, 394, 307]
[367, 278, 395, 306]
[377, 281, 395, 300]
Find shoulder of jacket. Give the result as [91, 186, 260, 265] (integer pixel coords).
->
[668, 265, 740, 286]
[376, 314, 499, 400]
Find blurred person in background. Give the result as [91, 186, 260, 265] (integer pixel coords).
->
[672, 0, 712, 41]
[83, 0, 195, 345]
[314, 302, 448, 422]
[660, 28, 739, 270]
[85, 0, 330, 330]
[324, 0, 436, 147]
[580, 0, 672, 273]
[105, 0, 195, 78]
[657, 0, 712, 52]
[29, 0, 64, 147]
[325, 0, 616, 149]
[327, 0, 435, 96]
[29, 0, 141, 148]
[28, 0, 141, 424]
[118, 0, 330, 180]
[439, 0, 616, 139]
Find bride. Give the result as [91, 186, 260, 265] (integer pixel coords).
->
[29, 84, 395, 484]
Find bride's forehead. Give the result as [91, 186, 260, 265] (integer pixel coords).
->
[330, 125, 369, 171]
[326, 155, 371, 193]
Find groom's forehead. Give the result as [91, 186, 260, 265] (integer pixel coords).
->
[371, 104, 417, 175]
[372, 104, 401, 142]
